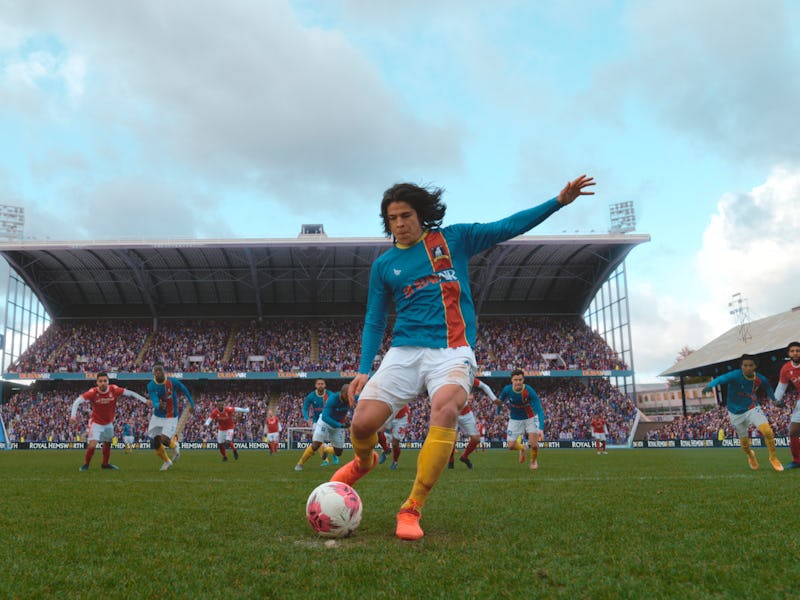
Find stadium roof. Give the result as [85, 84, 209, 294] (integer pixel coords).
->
[0, 233, 650, 320]
[660, 307, 800, 379]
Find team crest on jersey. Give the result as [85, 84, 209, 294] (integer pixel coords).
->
[393, 268, 402, 276]
[431, 245, 449, 263]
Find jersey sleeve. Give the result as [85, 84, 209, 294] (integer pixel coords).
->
[359, 260, 391, 374]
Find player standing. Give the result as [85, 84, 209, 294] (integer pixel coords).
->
[264, 409, 282, 454]
[205, 400, 250, 461]
[497, 369, 546, 470]
[773, 341, 800, 469]
[330, 175, 595, 540]
[121, 422, 135, 454]
[591, 413, 609, 455]
[702, 354, 783, 471]
[146, 362, 195, 471]
[70, 372, 149, 471]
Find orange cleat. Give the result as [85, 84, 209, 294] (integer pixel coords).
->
[746, 450, 759, 470]
[769, 456, 784, 472]
[330, 451, 379, 486]
[396, 502, 423, 540]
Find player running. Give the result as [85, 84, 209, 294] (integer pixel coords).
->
[702, 354, 783, 471]
[496, 369, 546, 470]
[295, 384, 354, 471]
[205, 400, 250, 462]
[146, 362, 195, 471]
[264, 409, 282, 455]
[381, 405, 410, 470]
[774, 341, 800, 469]
[449, 379, 497, 469]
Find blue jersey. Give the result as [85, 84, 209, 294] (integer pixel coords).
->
[499, 384, 545, 426]
[320, 391, 351, 428]
[147, 377, 194, 418]
[359, 199, 563, 373]
[303, 391, 327, 422]
[122, 423, 133, 436]
[706, 370, 776, 415]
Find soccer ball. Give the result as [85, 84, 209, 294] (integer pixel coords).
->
[306, 481, 362, 538]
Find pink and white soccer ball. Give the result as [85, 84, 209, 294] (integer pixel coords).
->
[306, 481, 362, 538]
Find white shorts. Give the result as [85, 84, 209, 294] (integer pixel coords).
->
[383, 416, 409, 441]
[728, 407, 768, 438]
[88, 422, 114, 443]
[313, 420, 345, 448]
[148, 416, 178, 439]
[592, 432, 607, 441]
[506, 417, 541, 442]
[360, 346, 476, 415]
[217, 428, 235, 444]
[123, 435, 134, 445]
[267, 432, 280, 443]
[457, 411, 479, 437]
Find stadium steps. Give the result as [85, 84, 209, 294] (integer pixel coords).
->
[222, 322, 241, 364]
[135, 332, 154, 366]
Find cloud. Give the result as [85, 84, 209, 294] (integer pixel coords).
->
[586, 0, 800, 165]
[3, 0, 463, 214]
[695, 166, 800, 319]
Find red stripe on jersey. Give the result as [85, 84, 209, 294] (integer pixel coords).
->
[423, 231, 468, 348]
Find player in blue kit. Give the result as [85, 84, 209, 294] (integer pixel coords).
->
[497, 369, 546, 470]
[301, 379, 334, 466]
[295, 384, 354, 471]
[146, 362, 195, 471]
[702, 355, 783, 471]
[330, 174, 595, 540]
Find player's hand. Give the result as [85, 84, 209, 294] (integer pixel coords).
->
[351, 373, 369, 397]
[557, 174, 595, 206]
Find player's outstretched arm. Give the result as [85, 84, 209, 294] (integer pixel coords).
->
[557, 175, 595, 206]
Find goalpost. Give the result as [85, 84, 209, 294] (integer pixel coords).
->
[286, 427, 313, 450]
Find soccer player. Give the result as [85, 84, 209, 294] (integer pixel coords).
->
[303, 379, 330, 463]
[121, 422, 135, 454]
[591, 413, 609, 454]
[330, 175, 595, 540]
[295, 384, 354, 471]
[476, 420, 487, 452]
[205, 400, 250, 462]
[497, 369, 546, 470]
[381, 405, 410, 470]
[773, 341, 800, 469]
[146, 362, 195, 471]
[449, 379, 497, 469]
[264, 409, 282, 455]
[702, 354, 783, 471]
[70, 372, 149, 471]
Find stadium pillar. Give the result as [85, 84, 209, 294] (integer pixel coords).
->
[680, 376, 687, 417]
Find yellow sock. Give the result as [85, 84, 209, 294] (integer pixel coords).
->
[169, 436, 178, 449]
[401, 426, 457, 511]
[351, 431, 378, 469]
[530, 446, 539, 463]
[740, 437, 752, 454]
[758, 423, 777, 458]
[155, 445, 169, 462]
[298, 445, 316, 466]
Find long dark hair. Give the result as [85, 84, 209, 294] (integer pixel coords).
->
[380, 183, 446, 236]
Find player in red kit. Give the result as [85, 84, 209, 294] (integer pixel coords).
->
[591, 413, 609, 455]
[775, 341, 800, 469]
[449, 379, 497, 469]
[70, 372, 149, 471]
[264, 409, 282, 454]
[381, 404, 410, 470]
[205, 400, 250, 461]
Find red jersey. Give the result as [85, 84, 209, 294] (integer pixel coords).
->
[591, 417, 607, 434]
[209, 406, 237, 430]
[395, 405, 410, 419]
[81, 385, 127, 425]
[477, 422, 485, 436]
[265, 415, 280, 434]
[779, 361, 800, 392]
[459, 403, 473, 416]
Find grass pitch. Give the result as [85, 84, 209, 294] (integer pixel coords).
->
[1, 446, 796, 599]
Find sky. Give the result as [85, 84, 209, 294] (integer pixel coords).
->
[1, 0, 799, 383]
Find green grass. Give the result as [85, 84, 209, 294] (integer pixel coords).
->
[1, 447, 796, 599]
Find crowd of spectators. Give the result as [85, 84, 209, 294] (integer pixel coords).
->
[2, 377, 638, 445]
[8, 316, 627, 375]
